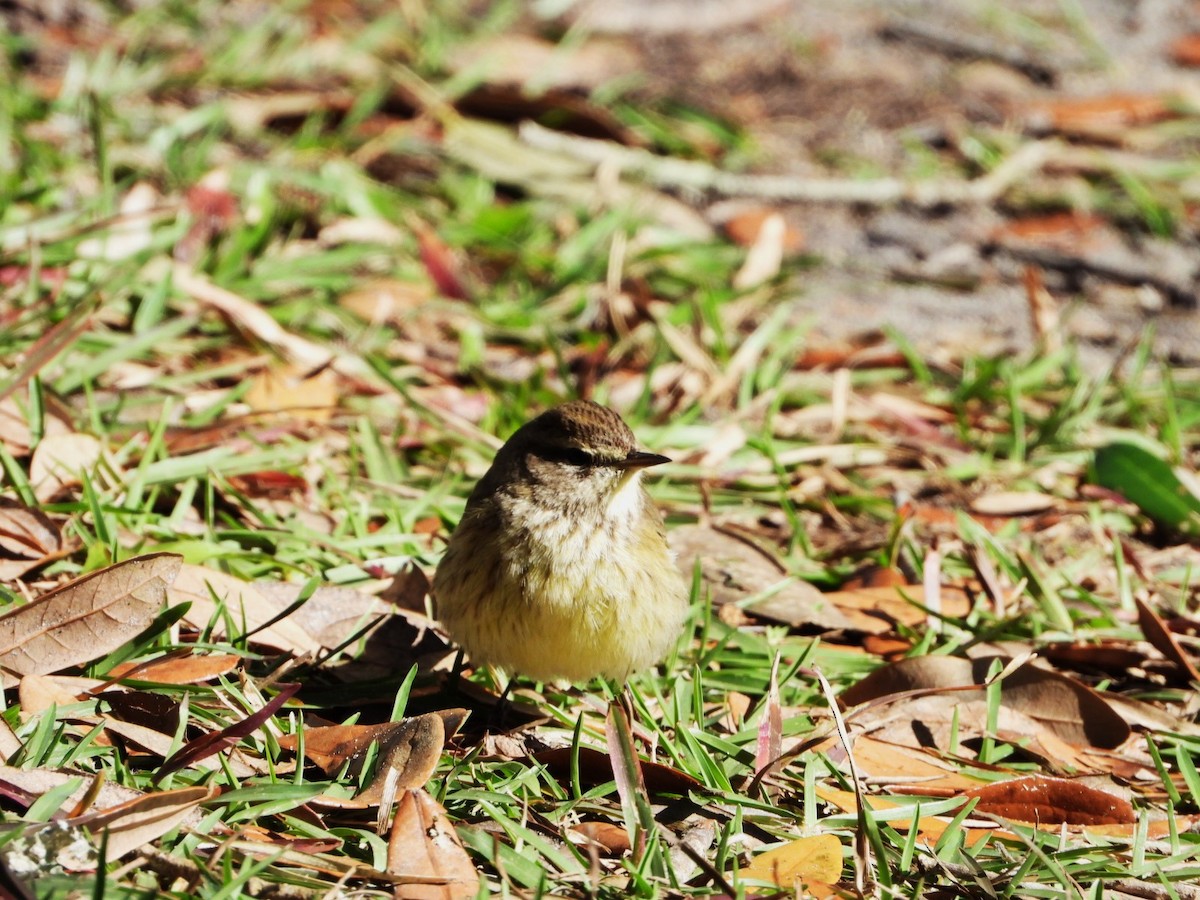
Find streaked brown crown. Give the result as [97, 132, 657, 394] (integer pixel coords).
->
[516, 400, 636, 462]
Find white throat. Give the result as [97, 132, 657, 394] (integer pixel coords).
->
[605, 468, 644, 521]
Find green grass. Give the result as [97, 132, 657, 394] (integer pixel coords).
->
[3, 1, 1200, 898]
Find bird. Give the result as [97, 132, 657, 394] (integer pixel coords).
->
[433, 399, 689, 685]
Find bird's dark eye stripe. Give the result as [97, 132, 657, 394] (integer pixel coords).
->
[537, 447, 596, 467]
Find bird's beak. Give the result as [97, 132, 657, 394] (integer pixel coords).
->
[612, 450, 671, 470]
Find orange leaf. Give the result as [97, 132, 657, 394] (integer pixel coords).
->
[965, 775, 1134, 826]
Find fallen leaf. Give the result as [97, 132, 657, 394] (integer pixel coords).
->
[851, 736, 984, 792]
[533, 745, 703, 795]
[0, 498, 63, 581]
[1135, 595, 1200, 682]
[245, 363, 338, 423]
[29, 433, 105, 502]
[742, 833, 843, 890]
[0, 767, 138, 814]
[841, 656, 1130, 749]
[965, 775, 1134, 826]
[170, 564, 321, 655]
[153, 683, 300, 782]
[568, 821, 630, 856]
[815, 785, 997, 846]
[71, 785, 215, 859]
[721, 207, 805, 252]
[0, 554, 182, 682]
[669, 524, 855, 631]
[278, 712, 456, 803]
[387, 789, 479, 899]
[107, 653, 242, 685]
[226, 471, 308, 499]
[823, 583, 973, 634]
[989, 212, 1110, 253]
[103, 690, 184, 736]
[18, 673, 81, 718]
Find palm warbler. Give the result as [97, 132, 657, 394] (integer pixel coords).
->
[433, 400, 689, 683]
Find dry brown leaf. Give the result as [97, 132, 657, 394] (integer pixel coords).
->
[842, 656, 1130, 749]
[1135, 595, 1200, 683]
[18, 673, 82, 718]
[244, 363, 338, 423]
[0, 497, 63, 581]
[815, 785, 987, 845]
[823, 583, 973, 634]
[0, 768, 123, 811]
[964, 775, 1134, 826]
[989, 212, 1111, 252]
[0, 397, 35, 455]
[669, 524, 855, 631]
[29, 433, 105, 502]
[279, 712, 453, 803]
[533, 745, 703, 795]
[104, 689, 184, 736]
[107, 653, 242, 685]
[851, 736, 984, 792]
[387, 788, 480, 899]
[253, 582, 395, 648]
[567, 821, 631, 856]
[170, 564, 321, 655]
[0, 554, 182, 683]
[742, 833, 842, 892]
[91, 716, 176, 757]
[71, 785, 215, 859]
[0, 717, 20, 759]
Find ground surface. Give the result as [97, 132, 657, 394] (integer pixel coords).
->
[2, 1, 1200, 899]
[554, 0, 1200, 369]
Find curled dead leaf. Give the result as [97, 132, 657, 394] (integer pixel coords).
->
[278, 711, 458, 804]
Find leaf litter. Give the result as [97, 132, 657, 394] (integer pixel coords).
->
[3, 2, 1200, 898]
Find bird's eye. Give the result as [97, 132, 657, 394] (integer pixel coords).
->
[539, 446, 595, 467]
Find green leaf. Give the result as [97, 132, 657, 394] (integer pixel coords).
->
[1092, 441, 1200, 535]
